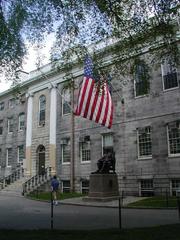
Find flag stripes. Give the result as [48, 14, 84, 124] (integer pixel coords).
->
[75, 56, 114, 129]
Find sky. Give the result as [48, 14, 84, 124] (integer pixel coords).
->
[0, 35, 54, 93]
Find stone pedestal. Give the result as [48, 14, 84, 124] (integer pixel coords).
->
[84, 173, 119, 202]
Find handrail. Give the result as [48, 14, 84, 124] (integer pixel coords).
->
[0, 167, 24, 190]
[22, 167, 52, 195]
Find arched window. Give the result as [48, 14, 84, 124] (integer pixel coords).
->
[62, 88, 71, 115]
[39, 95, 46, 126]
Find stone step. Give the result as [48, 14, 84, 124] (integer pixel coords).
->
[0, 177, 29, 193]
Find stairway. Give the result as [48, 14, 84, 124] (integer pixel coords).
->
[0, 177, 28, 197]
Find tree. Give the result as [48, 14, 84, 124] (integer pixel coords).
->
[0, 0, 179, 82]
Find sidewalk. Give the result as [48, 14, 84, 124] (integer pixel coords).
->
[59, 196, 146, 208]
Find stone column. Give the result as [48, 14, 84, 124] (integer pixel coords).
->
[25, 93, 34, 177]
[49, 84, 57, 175]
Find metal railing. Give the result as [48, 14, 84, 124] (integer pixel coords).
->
[22, 167, 52, 195]
[0, 167, 24, 190]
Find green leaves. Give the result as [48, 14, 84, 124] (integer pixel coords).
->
[0, 0, 179, 84]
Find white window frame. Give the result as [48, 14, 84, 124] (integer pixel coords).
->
[102, 133, 114, 156]
[80, 141, 91, 163]
[139, 179, 154, 197]
[62, 88, 71, 116]
[17, 145, 24, 164]
[0, 120, 3, 135]
[62, 180, 70, 193]
[61, 139, 71, 165]
[167, 122, 180, 157]
[18, 113, 25, 131]
[6, 148, 12, 167]
[171, 179, 180, 196]
[0, 149, 2, 169]
[137, 126, 152, 160]
[81, 180, 89, 194]
[161, 60, 179, 91]
[8, 98, 15, 108]
[8, 118, 13, 134]
[38, 95, 46, 126]
[0, 102, 4, 111]
[134, 63, 149, 98]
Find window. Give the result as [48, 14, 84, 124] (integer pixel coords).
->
[62, 88, 71, 115]
[0, 149, 2, 168]
[18, 145, 25, 163]
[102, 133, 113, 155]
[80, 138, 91, 162]
[81, 180, 89, 194]
[140, 179, 154, 196]
[134, 62, 149, 97]
[161, 59, 178, 90]
[8, 98, 15, 108]
[0, 102, 4, 111]
[8, 118, 13, 133]
[137, 126, 152, 158]
[61, 138, 71, 164]
[167, 121, 180, 155]
[18, 113, 25, 131]
[39, 95, 46, 126]
[0, 120, 3, 135]
[171, 179, 180, 196]
[62, 180, 70, 193]
[6, 148, 12, 167]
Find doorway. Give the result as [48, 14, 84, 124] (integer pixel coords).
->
[37, 145, 45, 175]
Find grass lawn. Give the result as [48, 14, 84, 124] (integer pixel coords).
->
[27, 191, 86, 201]
[0, 224, 180, 240]
[127, 196, 179, 208]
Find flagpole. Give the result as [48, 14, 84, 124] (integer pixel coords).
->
[109, 81, 124, 102]
[70, 78, 75, 193]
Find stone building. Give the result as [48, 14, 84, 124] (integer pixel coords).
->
[0, 51, 180, 196]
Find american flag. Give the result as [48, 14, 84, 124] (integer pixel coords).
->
[75, 56, 114, 128]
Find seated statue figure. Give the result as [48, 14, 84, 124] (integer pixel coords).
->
[94, 152, 116, 174]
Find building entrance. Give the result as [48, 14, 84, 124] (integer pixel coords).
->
[37, 145, 45, 175]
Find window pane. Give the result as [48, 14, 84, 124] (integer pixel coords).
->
[172, 179, 180, 196]
[0, 102, 4, 111]
[168, 121, 180, 155]
[0, 149, 2, 167]
[135, 63, 149, 96]
[61, 139, 71, 163]
[62, 89, 71, 115]
[8, 98, 15, 108]
[161, 60, 178, 90]
[140, 179, 154, 196]
[102, 134, 114, 155]
[18, 145, 24, 162]
[8, 118, 13, 133]
[103, 134, 113, 147]
[62, 180, 70, 193]
[81, 142, 91, 162]
[81, 180, 89, 194]
[39, 95, 46, 125]
[7, 148, 12, 166]
[19, 113, 25, 130]
[0, 120, 3, 135]
[138, 126, 152, 157]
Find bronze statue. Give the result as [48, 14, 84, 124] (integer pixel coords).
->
[93, 152, 116, 174]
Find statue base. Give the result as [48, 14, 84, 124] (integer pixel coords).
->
[84, 173, 119, 201]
